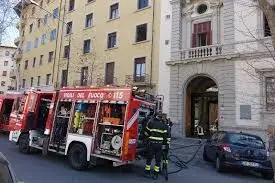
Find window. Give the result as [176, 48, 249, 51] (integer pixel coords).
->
[32, 57, 36, 67]
[53, 8, 59, 19]
[107, 32, 117, 48]
[41, 34, 47, 45]
[46, 74, 51, 85]
[32, 7, 35, 15]
[83, 39, 91, 53]
[44, 14, 48, 25]
[29, 24, 33, 33]
[85, 13, 93, 28]
[37, 19, 41, 28]
[34, 37, 39, 48]
[136, 24, 147, 42]
[134, 57, 146, 82]
[197, 4, 208, 14]
[37, 76, 40, 86]
[87, 0, 94, 3]
[2, 71, 7, 76]
[110, 3, 119, 19]
[80, 67, 88, 86]
[50, 29, 57, 41]
[26, 41, 31, 52]
[61, 70, 68, 87]
[40, 0, 43, 7]
[48, 51, 54, 62]
[24, 60, 28, 70]
[66, 21, 72, 34]
[22, 79, 26, 88]
[138, 0, 148, 9]
[192, 21, 212, 47]
[64, 45, 70, 58]
[105, 62, 115, 85]
[4, 61, 8, 66]
[69, 0, 75, 11]
[30, 77, 34, 87]
[264, 15, 271, 37]
[39, 55, 43, 65]
[5, 51, 9, 56]
[1, 81, 5, 86]
[266, 77, 275, 110]
[47, 0, 50, 3]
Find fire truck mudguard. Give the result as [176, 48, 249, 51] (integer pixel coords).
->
[65, 133, 93, 162]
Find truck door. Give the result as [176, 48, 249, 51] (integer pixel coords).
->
[23, 92, 38, 130]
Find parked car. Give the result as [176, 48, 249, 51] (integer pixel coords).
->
[0, 152, 21, 183]
[203, 131, 274, 180]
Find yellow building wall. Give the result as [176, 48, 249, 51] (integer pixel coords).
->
[18, 0, 161, 94]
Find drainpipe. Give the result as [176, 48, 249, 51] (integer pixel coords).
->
[149, 0, 156, 90]
[51, 0, 64, 86]
[55, 0, 67, 87]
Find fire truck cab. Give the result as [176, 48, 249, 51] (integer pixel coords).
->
[9, 87, 163, 170]
[0, 92, 23, 132]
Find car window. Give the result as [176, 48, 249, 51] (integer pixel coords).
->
[228, 133, 265, 149]
[212, 133, 218, 141]
[0, 163, 13, 183]
[217, 133, 225, 142]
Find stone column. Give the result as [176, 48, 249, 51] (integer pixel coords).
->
[223, 0, 235, 53]
[171, 0, 183, 61]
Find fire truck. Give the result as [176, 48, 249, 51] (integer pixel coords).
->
[0, 92, 23, 132]
[9, 86, 163, 170]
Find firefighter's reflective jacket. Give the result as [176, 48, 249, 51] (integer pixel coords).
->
[144, 117, 171, 145]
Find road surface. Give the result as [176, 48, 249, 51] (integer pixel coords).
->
[0, 134, 269, 183]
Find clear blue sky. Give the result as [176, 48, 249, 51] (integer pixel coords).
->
[3, 25, 19, 47]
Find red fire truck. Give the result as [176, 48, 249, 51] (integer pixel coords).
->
[0, 92, 23, 132]
[9, 87, 163, 170]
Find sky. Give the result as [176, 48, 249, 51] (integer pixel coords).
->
[2, 26, 19, 47]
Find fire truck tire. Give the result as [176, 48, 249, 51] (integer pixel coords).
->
[18, 134, 30, 154]
[68, 143, 88, 170]
[42, 137, 50, 156]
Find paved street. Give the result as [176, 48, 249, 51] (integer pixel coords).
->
[0, 134, 270, 183]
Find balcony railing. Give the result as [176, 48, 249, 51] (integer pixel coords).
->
[172, 38, 275, 62]
[125, 74, 151, 86]
[9, 69, 17, 79]
[14, 37, 20, 46]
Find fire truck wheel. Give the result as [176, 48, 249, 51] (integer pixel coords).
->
[68, 143, 88, 170]
[18, 134, 30, 154]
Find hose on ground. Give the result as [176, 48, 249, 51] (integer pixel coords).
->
[167, 140, 205, 175]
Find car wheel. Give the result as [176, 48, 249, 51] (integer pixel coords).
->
[18, 133, 30, 154]
[203, 148, 210, 162]
[215, 156, 224, 172]
[262, 172, 274, 180]
[68, 143, 88, 170]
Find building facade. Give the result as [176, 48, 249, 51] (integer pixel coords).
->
[168, 0, 275, 139]
[0, 46, 16, 93]
[15, 0, 169, 95]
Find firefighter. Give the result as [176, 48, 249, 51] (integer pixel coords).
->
[144, 112, 170, 180]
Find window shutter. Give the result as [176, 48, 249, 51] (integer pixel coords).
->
[206, 21, 212, 45]
[192, 34, 197, 48]
[192, 24, 198, 48]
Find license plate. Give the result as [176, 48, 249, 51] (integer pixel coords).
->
[241, 161, 259, 167]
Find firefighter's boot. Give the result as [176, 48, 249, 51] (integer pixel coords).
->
[144, 165, 151, 178]
[152, 166, 160, 180]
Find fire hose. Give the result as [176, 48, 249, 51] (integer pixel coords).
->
[167, 139, 205, 175]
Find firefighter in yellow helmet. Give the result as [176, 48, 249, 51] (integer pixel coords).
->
[143, 111, 171, 180]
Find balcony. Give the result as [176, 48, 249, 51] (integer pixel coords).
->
[72, 77, 118, 88]
[9, 69, 17, 79]
[179, 45, 223, 60]
[125, 74, 151, 87]
[15, 50, 23, 61]
[14, 37, 20, 46]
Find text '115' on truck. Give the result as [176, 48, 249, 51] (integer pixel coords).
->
[8, 86, 164, 170]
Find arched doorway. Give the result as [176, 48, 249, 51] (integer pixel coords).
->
[185, 76, 218, 138]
